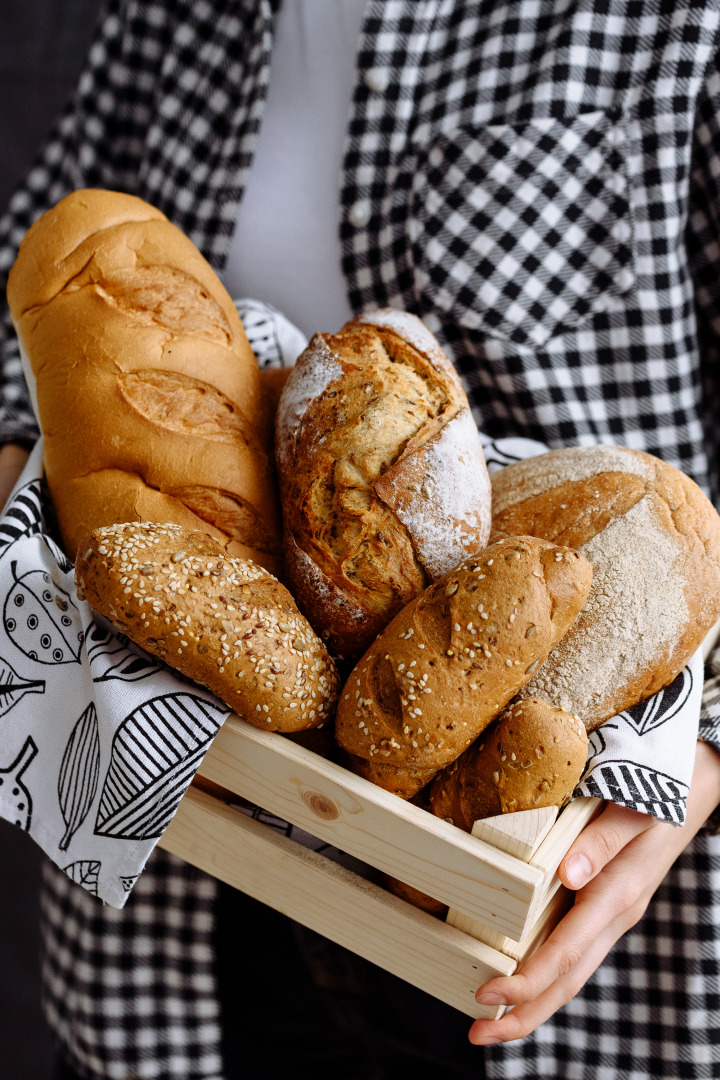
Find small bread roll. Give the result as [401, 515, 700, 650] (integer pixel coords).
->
[76, 522, 341, 733]
[427, 698, 589, 830]
[275, 309, 492, 661]
[335, 536, 592, 798]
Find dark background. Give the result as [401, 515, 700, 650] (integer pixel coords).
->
[0, 3, 99, 1076]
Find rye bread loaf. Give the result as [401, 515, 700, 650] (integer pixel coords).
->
[334, 535, 593, 797]
[275, 309, 492, 662]
[427, 697, 588, 830]
[490, 445, 720, 730]
[7, 189, 281, 570]
[75, 522, 340, 733]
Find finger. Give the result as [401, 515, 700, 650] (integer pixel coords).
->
[470, 893, 635, 1044]
[469, 928, 614, 1045]
[474, 841, 654, 1013]
[558, 801, 656, 890]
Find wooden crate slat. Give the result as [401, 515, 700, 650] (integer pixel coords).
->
[196, 714, 544, 941]
[447, 881, 575, 963]
[470, 806, 559, 862]
[159, 785, 516, 1019]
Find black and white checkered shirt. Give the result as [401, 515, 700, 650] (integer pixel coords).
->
[4, 1, 720, 1077]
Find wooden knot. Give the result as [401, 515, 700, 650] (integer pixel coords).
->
[302, 790, 339, 820]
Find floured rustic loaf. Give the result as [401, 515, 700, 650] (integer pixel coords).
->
[275, 308, 492, 662]
[427, 697, 589, 830]
[76, 522, 340, 732]
[334, 535, 592, 797]
[7, 189, 281, 570]
[490, 445, 720, 730]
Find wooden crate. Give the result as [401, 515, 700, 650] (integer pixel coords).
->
[159, 713, 602, 1019]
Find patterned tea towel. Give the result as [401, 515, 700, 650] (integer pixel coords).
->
[0, 300, 703, 907]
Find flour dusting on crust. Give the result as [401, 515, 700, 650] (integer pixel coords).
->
[376, 408, 492, 579]
[275, 334, 343, 472]
[518, 494, 686, 723]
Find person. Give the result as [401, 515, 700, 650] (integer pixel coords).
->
[2, 2, 720, 1078]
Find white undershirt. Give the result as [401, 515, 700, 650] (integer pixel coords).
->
[223, 0, 367, 338]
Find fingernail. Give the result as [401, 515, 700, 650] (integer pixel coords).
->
[564, 852, 592, 889]
[470, 1034, 501, 1046]
[475, 991, 506, 1006]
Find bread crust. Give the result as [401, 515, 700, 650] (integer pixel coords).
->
[427, 698, 589, 830]
[490, 446, 720, 730]
[276, 310, 491, 661]
[75, 522, 340, 732]
[492, 442, 720, 730]
[334, 536, 592, 797]
[7, 189, 281, 569]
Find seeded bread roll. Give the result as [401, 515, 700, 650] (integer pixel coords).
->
[427, 698, 588, 830]
[334, 536, 593, 798]
[490, 446, 720, 731]
[275, 309, 492, 662]
[75, 522, 341, 733]
[7, 189, 280, 570]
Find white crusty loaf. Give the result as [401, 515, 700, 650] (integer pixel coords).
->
[275, 309, 492, 662]
[490, 445, 720, 730]
[7, 189, 281, 570]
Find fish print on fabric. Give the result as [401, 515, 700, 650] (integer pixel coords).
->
[0, 736, 38, 830]
[0, 654, 45, 717]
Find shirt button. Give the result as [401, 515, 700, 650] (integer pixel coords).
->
[615, 266, 635, 291]
[429, 147, 444, 169]
[364, 68, 389, 93]
[349, 200, 372, 228]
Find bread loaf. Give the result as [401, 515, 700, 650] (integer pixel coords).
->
[75, 522, 340, 732]
[427, 698, 588, 830]
[490, 445, 720, 730]
[334, 535, 593, 797]
[7, 189, 280, 570]
[275, 309, 492, 662]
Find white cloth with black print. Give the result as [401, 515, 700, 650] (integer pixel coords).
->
[0, 298, 705, 910]
[3, 3, 720, 1079]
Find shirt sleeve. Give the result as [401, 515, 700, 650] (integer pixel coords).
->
[0, 0, 152, 446]
[688, 52, 720, 779]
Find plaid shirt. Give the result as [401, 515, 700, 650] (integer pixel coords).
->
[4, 1, 720, 1077]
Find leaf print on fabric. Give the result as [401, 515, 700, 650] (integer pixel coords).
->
[619, 667, 693, 736]
[0, 480, 44, 557]
[94, 652, 167, 683]
[580, 761, 689, 825]
[95, 693, 229, 840]
[64, 860, 101, 896]
[58, 704, 100, 851]
[0, 736, 38, 830]
[84, 620, 128, 659]
[4, 562, 83, 664]
[0, 655, 45, 717]
[84, 618, 165, 682]
[479, 436, 550, 475]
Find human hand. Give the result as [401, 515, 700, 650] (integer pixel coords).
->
[468, 738, 720, 1046]
[0, 442, 29, 511]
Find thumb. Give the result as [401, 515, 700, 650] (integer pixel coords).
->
[558, 802, 655, 890]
